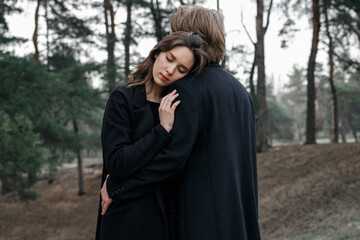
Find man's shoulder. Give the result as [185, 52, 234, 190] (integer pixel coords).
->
[196, 64, 246, 89]
[172, 63, 247, 94]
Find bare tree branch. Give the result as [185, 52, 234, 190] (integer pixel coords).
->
[264, 0, 273, 34]
[241, 10, 255, 46]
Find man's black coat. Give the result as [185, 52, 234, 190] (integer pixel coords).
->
[95, 85, 172, 240]
[107, 63, 261, 240]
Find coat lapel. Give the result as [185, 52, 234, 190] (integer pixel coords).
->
[132, 85, 154, 142]
[132, 85, 169, 234]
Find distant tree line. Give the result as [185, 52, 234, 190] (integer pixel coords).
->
[0, 0, 359, 200]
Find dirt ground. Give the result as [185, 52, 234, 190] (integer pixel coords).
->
[0, 143, 359, 240]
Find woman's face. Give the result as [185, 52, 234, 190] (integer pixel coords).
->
[152, 46, 195, 88]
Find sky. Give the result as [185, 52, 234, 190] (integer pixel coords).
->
[6, 0, 326, 92]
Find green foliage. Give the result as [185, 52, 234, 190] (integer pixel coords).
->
[0, 0, 26, 48]
[47, 47, 104, 152]
[267, 97, 295, 142]
[281, 65, 307, 142]
[336, 75, 360, 139]
[45, 0, 94, 48]
[0, 0, 21, 32]
[312, 60, 360, 141]
[0, 50, 103, 200]
[0, 54, 73, 152]
[266, 80, 295, 143]
[0, 111, 49, 201]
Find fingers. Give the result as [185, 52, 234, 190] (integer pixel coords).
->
[101, 187, 110, 215]
[171, 100, 181, 111]
[101, 195, 113, 215]
[160, 90, 179, 110]
[101, 178, 109, 215]
[102, 199, 112, 215]
[101, 199, 105, 213]
[101, 189, 106, 209]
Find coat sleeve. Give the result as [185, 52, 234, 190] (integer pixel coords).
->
[106, 84, 200, 201]
[102, 88, 172, 181]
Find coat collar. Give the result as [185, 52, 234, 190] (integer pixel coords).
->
[209, 62, 221, 68]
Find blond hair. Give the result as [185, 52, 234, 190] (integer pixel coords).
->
[169, 5, 225, 63]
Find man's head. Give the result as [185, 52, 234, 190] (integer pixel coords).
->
[169, 5, 225, 63]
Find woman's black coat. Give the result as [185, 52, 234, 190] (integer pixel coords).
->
[106, 63, 261, 240]
[95, 85, 172, 240]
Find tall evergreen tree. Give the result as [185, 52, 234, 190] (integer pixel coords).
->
[104, 0, 117, 92]
[255, 0, 273, 152]
[124, 0, 132, 78]
[323, 1, 338, 143]
[304, 0, 320, 144]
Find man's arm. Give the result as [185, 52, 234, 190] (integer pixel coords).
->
[106, 83, 200, 202]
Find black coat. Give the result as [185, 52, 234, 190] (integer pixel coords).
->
[95, 85, 172, 240]
[107, 63, 261, 240]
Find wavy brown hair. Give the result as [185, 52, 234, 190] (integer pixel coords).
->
[128, 31, 209, 87]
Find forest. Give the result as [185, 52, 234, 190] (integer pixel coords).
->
[0, 0, 360, 238]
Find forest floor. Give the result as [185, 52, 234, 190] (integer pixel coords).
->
[0, 143, 359, 240]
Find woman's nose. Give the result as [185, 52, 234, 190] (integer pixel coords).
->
[166, 64, 176, 75]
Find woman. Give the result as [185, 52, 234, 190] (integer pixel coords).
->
[95, 31, 209, 240]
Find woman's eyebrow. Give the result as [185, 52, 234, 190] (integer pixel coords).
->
[168, 51, 176, 59]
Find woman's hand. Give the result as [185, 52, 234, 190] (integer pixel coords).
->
[101, 174, 113, 215]
[159, 90, 181, 132]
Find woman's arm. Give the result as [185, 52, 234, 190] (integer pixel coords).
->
[102, 88, 181, 182]
[102, 88, 172, 181]
[105, 83, 199, 201]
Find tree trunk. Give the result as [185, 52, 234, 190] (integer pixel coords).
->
[249, 45, 257, 102]
[104, 0, 117, 92]
[1, 176, 11, 195]
[44, 0, 50, 69]
[255, 0, 268, 152]
[305, 0, 320, 145]
[47, 148, 56, 184]
[296, 122, 303, 142]
[339, 128, 347, 143]
[73, 119, 84, 196]
[124, 0, 132, 78]
[348, 116, 358, 143]
[324, 5, 338, 143]
[150, 0, 163, 42]
[33, 0, 41, 61]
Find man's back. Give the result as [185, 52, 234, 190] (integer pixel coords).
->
[172, 63, 261, 240]
[105, 63, 261, 240]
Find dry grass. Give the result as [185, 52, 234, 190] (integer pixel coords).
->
[1, 143, 359, 240]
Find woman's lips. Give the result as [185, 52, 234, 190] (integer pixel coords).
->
[160, 73, 169, 81]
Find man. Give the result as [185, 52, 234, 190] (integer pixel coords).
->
[101, 6, 261, 240]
